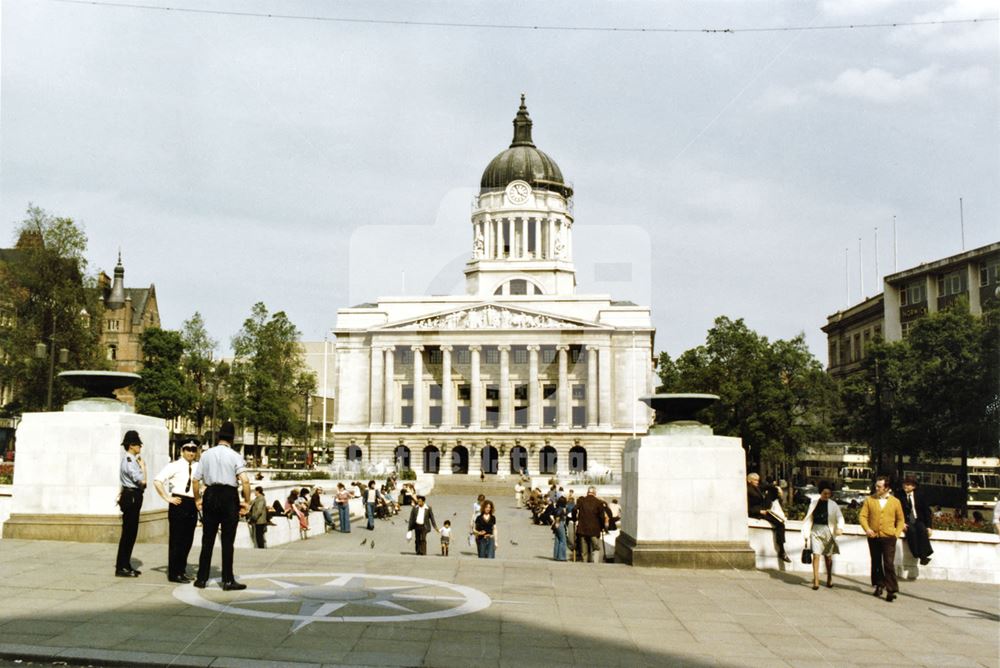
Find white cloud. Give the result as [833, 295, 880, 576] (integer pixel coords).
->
[819, 0, 909, 18]
[754, 85, 808, 111]
[815, 65, 939, 103]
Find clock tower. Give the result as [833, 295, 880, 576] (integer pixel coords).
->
[465, 95, 577, 297]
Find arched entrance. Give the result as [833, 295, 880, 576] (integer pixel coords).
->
[422, 446, 440, 474]
[510, 446, 528, 475]
[452, 445, 469, 474]
[569, 446, 587, 473]
[394, 445, 411, 471]
[540, 446, 558, 475]
[481, 446, 499, 475]
[345, 445, 362, 462]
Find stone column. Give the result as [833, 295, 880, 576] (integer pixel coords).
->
[497, 219, 505, 259]
[557, 344, 570, 428]
[369, 343, 384, 427]
[586, 345, 598, 428]
[498, 344, 511, 429]
[411, 345, 424, 429]
[469, 344, 482, 430]
[533, 218, 541, 259]
[383, 346, 395, 427]
[527, 345, 540, 428]
[441, 344, 453, 429]
[599, 344, 612, 428]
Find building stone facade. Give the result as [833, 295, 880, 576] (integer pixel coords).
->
[823, 241, 999, 379]
[97, 255, 160, 406]
[332, 98, 655, 477]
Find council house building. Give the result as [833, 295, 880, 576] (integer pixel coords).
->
[331, 97, 655, 477]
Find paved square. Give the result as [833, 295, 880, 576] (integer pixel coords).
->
[0, 493, 997, 667]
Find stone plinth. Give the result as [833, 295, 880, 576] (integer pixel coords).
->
[615, 421, 755, 569]
[3, 411, 169, 542]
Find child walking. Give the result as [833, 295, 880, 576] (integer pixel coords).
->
[440, 520, 451, 556]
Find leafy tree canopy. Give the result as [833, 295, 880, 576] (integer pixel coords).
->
[0, 205, 103, 413]
[228, 302, 315, 446]
[658, 316, 837, 472]
[134, 327, 193, 421]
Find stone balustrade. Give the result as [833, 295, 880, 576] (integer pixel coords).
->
[749, 517, 1000, 584]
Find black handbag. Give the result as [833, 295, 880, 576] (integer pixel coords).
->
[800, 546, 812, 564]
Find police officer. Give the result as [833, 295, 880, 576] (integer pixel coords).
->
[115, 430, 146, 577]
[153, 440, 200, 583]
[192, 421, 250, 590]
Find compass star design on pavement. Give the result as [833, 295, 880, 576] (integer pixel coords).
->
[173, 572, 492, 631]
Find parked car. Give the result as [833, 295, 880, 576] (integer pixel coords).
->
[833, 488, 867, 506]
[794, 484, 819, 504]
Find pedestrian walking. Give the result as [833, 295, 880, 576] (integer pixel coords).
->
[440, 520, 451, 556]
[115, 430, 146, 577]
[192, 421, 251, 591]
[247, 486, 268, 548]
[407, 495, 438, 556]
[859, 475, 905, 602]
[552, 496, 568, 561]
[474, 500, 497, 558]
[365, 480, 378, 530]
[152, 439, 200, 581]
[801, 482, 844, 590]
[572, 486, 606, 563]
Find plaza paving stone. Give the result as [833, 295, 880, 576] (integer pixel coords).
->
[0, 491, 997, 667]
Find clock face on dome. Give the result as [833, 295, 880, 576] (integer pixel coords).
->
[505, 180, 531, 205]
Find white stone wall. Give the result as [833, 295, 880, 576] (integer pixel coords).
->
[749, 518, 1000, 584]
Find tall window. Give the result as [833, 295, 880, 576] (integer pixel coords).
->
[107, 344, 118, 361]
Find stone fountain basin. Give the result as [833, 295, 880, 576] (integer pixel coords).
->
[640, 393, 719, 424]
[57, 370, 140, 412]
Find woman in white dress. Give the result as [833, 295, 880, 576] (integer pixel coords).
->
[801, 482, 845, 590]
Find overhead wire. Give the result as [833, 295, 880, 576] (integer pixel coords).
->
[51, 0, 998, 35]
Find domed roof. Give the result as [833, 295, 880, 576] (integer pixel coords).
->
[480, 95, 573, 198]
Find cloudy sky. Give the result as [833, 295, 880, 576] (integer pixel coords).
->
[2, 0, 997, 362]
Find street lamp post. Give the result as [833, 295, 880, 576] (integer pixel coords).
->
[35, 314, 68, 412]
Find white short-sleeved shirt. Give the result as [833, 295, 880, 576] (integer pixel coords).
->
[154, 459, 199, 498]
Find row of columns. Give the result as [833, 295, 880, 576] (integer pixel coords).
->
[474, 217, 571, 260]
[370, 344, 611, 430]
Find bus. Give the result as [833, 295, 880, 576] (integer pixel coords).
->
[902, 457, 1000, 510]
[839, 465, 874, 496]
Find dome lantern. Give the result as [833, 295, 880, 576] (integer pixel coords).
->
[479, 95, 572, 198]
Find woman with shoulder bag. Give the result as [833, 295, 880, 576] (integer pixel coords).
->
[801, 481, 845, 590]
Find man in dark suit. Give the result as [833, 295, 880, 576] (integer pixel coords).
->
[900, 476, 933, 565]
[407, 495, 438, 556]
[747, 473, 790, 562]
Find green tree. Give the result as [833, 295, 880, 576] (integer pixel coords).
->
[228, 303, 315, 455]
[134, 328, 192, 423]
[0, 205, 103, 414]
[838, 339, 908, 473]
[180, 312, 218, 436]
[658, 316, 836, 474]
[836, 301, 999, 506]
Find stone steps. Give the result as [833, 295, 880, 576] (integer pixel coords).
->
[429, 475, 516, 498]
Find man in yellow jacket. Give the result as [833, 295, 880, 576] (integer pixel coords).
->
[859, 475, 906, 602]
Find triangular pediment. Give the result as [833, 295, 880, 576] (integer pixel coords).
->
[377, 303, 609, 331]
